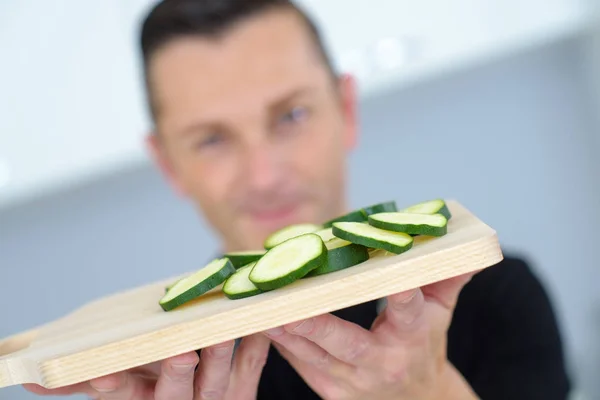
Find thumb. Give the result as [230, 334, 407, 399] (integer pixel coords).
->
[227, 334, 271, 400]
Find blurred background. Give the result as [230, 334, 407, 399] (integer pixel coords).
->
[1, 1, 599, 399]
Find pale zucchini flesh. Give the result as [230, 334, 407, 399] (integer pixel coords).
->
[332, 222, 413, 255]
[315, 227, 336, 242]
[401, 199, 452, 220]
[264, 223, 322, 249]
[159, 258, 235, 311]
[165, 277, 184, 294]
[222, 262, 262, 300]
[250, 233, 327, 291]
[368, 212, 448, 237]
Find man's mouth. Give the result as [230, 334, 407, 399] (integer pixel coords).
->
[246, 203, 304, 227]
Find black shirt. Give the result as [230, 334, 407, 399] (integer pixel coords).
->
[256, 255, 571, 399]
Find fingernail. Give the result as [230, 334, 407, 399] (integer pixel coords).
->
[395, 290, 418, 305]
[211, 345, 233, 357]
[265, 326, 284, 336]
[291, 319, 314, 334]
[171, 363, 196, 374]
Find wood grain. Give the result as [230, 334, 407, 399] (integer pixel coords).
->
[0, 200, 503, 390]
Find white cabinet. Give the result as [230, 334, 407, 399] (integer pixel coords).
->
[0, 0, 593, 209]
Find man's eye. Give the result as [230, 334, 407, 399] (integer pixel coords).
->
[279, 106, 309, 126]
[195, 133, 225, 149]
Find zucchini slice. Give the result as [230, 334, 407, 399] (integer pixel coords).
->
[368, 212, 448, 237]
[401, 199, 452, 220]
[223, 250, 266, 269]
[222, 262, 262, 300]
[306, 237, 370, 277]
[323, 210, 367, 228]
[332, 222, 413, 255]
[264, 223, 322, 249]
[315, 227, 336, 242]
[159, 258, 235, 311]
[250, 233, 327, 291]
[362, 201, 397, 216]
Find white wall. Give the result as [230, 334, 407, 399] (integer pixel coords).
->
[1, 34, 599, 399]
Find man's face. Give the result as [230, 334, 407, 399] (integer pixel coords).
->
[146, 8, 357, 251]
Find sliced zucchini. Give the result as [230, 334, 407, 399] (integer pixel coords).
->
[159, 258, 235, 311]
[368, 212, 448, 237]
[315, 227, 336, 242]
[401, 199, 452, 220]
[250, 233, 327, 291]
[306, 237, 370, 277]
[323, 210, 367, 228]
[264, 223, 322, 249]
[222, 262, 262, 300]
[362, 201, 397, 216]
[223, 250, 266, 269]
[332, 222, 413, 255]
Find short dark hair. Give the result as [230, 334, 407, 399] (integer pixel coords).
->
[139, 0, 336, 119]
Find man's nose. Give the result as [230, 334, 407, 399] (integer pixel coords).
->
[243, 144, 285, 192]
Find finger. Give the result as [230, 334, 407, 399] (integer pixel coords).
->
[273, 343, 352, 400]
[194, 341, 235, 399]
[155, 351, 200, 400]
[383, 288, 426, 334]
[280, 314, 381, 368]
[88, 372, 152, 400]
[264, 328, 354, 377]
[130, 360, 162, 378]
[421, 272, 475, 310]
[228, 334, 271, 400]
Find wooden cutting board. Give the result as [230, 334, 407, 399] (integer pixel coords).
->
[0, 200, 503, 390]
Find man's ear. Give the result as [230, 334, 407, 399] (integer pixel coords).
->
[145, 133, 188, 197]
[338, 73, 359, 150]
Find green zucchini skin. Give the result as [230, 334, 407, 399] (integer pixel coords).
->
[159, 259, 236, 311]
[224, 285, 262, 300]
[306, 238, 370, 277]
[434, 204, 452, 220]
[250, 234, 328, 291]
[401, 199, 452, 220]
[368, 212, 448, 237]
[362, 201, 398, 216]
[223, 251, 265, 269]
[323, 210, 368, 228]
[222, 263, 263, 300]
[332, 222, 413, 255]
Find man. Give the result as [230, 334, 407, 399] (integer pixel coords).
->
[26, 0, 571, 398]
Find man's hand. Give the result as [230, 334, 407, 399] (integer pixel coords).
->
[23, 334, 270, 400]
[264, 273, 480, 400]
